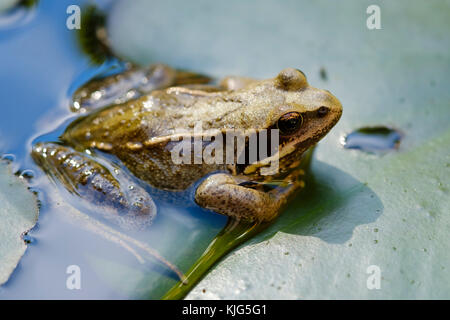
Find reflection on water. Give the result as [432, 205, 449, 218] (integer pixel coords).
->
[0, 0, 38, 30]
[0, 0, 226, 299]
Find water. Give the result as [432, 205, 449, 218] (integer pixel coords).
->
[343, 126, 403, 154]
[0, 0, 226, 299]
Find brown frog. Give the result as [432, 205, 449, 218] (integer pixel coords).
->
[32, 66, 342, 229]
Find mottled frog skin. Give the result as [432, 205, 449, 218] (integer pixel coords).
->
[32, 65, 342, 229]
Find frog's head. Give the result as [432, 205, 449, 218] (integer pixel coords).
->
[242, 68, 342, 177]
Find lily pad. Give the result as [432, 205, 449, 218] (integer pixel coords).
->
[106, 0, 450, 299]
[0, 161, 39, 285]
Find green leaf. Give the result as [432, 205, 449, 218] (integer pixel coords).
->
[0, 162, 39, 285]
[104, 0, 450, 298]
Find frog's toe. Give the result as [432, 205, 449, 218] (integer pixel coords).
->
[195, 173, 279, 222]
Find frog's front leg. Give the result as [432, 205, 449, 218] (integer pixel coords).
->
[31, 142, 156, 230]
[194, 173, 304, 222]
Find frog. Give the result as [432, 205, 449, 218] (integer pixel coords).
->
[31, 65, 342, 231]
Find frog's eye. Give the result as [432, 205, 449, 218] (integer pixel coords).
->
[277, 112, 303, 135]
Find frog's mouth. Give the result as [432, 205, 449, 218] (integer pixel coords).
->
[242, 139, 299, 176]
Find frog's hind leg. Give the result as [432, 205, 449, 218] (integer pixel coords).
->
[32, 142, 187, 283]
[71, 64, 212, 113]
[31, 142, 156, 231]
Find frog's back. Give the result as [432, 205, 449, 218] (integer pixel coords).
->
[60, 74, 295, 190]
[61, 89, 237, 190]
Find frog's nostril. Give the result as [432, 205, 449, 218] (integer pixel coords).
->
[317, 106, 329, 117]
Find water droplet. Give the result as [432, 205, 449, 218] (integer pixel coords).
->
[91, 90, 102, 100]
[132, 201, 142, 208]
[22, 233, 35, 244]
[96, 142, 113, 151]
[126, 142, 143, 150]
[1, 154, 16, 163]
[18, 169, 35, 181]
[126, 90, 137, 99]
[72, 101, 81, 111]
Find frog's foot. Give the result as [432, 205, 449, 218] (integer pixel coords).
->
[31, 142, 156, 230]
[194, 173, 304, 222]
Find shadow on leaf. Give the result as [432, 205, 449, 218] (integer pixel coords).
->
[252, 160, 383, 244]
